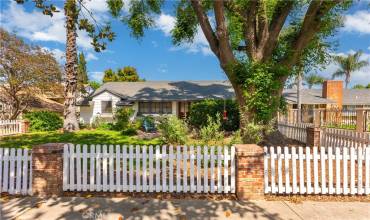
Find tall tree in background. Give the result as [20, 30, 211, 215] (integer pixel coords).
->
[332, 50, 369, 88]
[0, 29, 62, 119]
[108, 0, 351, 142]
[17, 0, 118, 132]
[305, 73, 326, 89]
[103, 66, 144, 82]
[77, 52, 88, 93]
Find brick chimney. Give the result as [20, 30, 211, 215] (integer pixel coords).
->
[322, 80, 343, 109]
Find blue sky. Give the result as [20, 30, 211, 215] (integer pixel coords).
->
[1, 0, 369, 87]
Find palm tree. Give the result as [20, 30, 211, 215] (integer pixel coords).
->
[304, 73, 326, 89]
[332, 51, 369, 89]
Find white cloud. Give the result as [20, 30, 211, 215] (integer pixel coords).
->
[1, 1, 108, 50]
[155, 13, 214, 56]
[343, 10, 370, 34]
[89, 71, 104, 82]
[86, 53, 98, 61]
[42, 47, 65, 63]
[157, 64, 168, 73]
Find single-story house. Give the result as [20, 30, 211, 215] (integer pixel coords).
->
[77, 80, 370, 124]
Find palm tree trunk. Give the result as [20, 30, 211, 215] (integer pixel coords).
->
[345, 73, 350, 89]
[63, 0, 79, 131]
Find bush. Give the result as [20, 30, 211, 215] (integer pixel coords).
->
[230, 130, 242, 145]
[199, 115, 224, 145]
[188, 99, 239, 131]
[158, 116, 188, 145]
[24, 111, 63, 131]
[113, 108, 133, 131]
[91, 116, 111, 129]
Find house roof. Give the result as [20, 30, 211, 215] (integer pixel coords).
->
[91, 81, 235, 101]
[283, 89, 370, 105]
[82, 81, 370, 106]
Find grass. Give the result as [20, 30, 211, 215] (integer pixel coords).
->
[0, 130, 161, 149]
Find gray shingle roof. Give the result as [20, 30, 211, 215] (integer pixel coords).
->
[88, 81, 370, 105]
[92, 81, 235, 101]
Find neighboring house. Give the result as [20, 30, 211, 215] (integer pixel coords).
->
[77, 80, 370, 124]
[283, 80, 370, 110]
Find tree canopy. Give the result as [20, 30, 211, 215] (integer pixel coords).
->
[103, 66, 144, 82]
[332, 50, 369, 88]
[0, 29, 62, 119]
[304, 73, 326, 89]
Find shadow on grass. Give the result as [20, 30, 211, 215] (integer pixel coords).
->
[0, 130, 161, 148]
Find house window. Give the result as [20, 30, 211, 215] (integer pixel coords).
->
[138, 102, 172, 114]
[101, 101, 113, 114]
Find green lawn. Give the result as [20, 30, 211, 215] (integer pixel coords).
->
[0, 130, 161, 148]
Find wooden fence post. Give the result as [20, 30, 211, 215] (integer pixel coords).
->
[32, 143, 65, 197]
[235, 144, 264, 200]
[356, 109, 365, 133]
[20, 120, 30, 133]
[306, 127, 321, 147]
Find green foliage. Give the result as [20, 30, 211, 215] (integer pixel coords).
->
[199, 115, 224, 146]
[367, 84, 370, 89]
[139, 115, 156, 132]
[352, 84, 365, 89]
[77, 52, 88, 93]
[91, 116, 111, 129]
[188, 99, 240, 131]
[232, 61, 288, 124]
[230, 130, 242, 146]
[172, 0, 197, 45]
[88, 81, 101, 90]
[103, 66, 144, 83]
[96, 122, 114, 131]
[304, 73, 326, 89]
[113, 108, 134, 131]
[24, 111, 63, 132]
[158, 116, 188, 145]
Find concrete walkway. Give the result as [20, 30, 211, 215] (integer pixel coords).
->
[1, 197, 369, 220]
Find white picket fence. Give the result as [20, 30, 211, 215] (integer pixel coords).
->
[278, 122, 313, 143]
[264, 146, 370, 195]
[63, 144, 236, 194]
[0, 148, 33, 195]
[321, 128, 370, 149]
[0, 120, 23, 136]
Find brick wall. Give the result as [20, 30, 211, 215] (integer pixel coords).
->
[322, 80, 343, 109]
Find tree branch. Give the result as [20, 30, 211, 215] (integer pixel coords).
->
[214, 0, 236, 66]
[261, 0, 294, 60]
[189, 0, 220, 57]
[241, 0, 258, 60]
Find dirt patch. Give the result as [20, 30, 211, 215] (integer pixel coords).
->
[261, 130, 305, 147]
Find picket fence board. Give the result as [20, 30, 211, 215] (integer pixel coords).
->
[0, 120, 23, 136]
[277, 122, 313, 144]
[264, 146, 370, 195]
[0, 148, 32, 195]
[63, 144, 235, 194]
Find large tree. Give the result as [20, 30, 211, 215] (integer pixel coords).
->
[0, 29, 62, 119]
[108, 0, 351, 142]
[332, 50, 369, 88]
[103, 66, 144, 82]
[16, 0, 118, 131]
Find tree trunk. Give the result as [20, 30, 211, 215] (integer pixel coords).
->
[297, 71, 303, 123]
[63, 0, 79, 132]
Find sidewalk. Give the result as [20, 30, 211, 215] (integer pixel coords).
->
[1, 197, 369, 220]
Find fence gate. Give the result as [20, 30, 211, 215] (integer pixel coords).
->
[63, 144, 236, 194]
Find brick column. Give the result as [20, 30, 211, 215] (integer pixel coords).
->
[306, 127, 321, 147]
[356, 109, 365, 133]
[32, 143, 64, 197]
[235, 144, 264, 200]
[20, 120, 30, 133]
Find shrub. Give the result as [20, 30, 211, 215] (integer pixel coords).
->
[96, 122, 114, 130]
[113, 108, 133, 131]
[158, 116, 188, 145]
[199, 115, 224, 145]
[91, 116, 111, 129]
[230, 130, 242, 145]
[188, 99, 239, 131]
[24, 111, 63, 131]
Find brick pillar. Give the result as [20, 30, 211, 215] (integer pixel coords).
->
[32, 143, 64, 197]
[235, 144, 264, 200]
[306, 127, 321, 147]
[313, 109, 322, 127]
[20, 120, 30, 133]
[356, 109, 365, 133]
